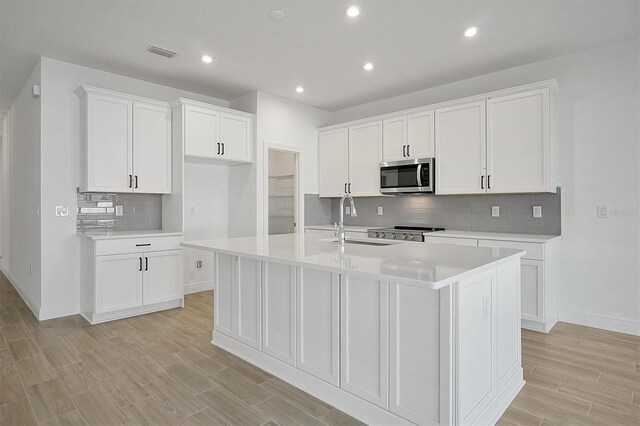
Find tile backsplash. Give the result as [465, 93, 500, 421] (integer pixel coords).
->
[306, 189, 561, 235]
[77, 192, 162, 233]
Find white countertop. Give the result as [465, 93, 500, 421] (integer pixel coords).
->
[305, 225, 371, 233]
[182, 233, 524, 290]
[427, 229, 560, 243]
[77, 230, 183, 240]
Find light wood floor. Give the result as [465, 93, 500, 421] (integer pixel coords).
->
[0, 273, 638, 426]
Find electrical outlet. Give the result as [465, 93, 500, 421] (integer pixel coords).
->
[196, 260, 203, 269]
[482, 296, 490, 320]
[188, 271, 196, 281]
[597, 205, 608, 219]
[55, 206, 69, 217]
[491, 206, 500, 217]
[189, 206, 197, 216]
[345, 206, 350, 215]
[533, 205, 543, 218]
[115, 205, 124, 216]
[377, 206, 384, 215]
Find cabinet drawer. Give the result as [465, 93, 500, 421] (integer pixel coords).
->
[478, 239, 543, 261]
[95, 236, 182, 256]
[425, 236, 478, 246]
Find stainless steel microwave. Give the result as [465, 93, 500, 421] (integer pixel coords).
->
[380, 158, 434, 194]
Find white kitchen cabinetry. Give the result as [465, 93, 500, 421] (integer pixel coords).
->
[173, 98, 253, 164]
[296, 268, 340, 385]
[77, 86, 172, 194]
[213, 254, 262, 349]
[319, 128, 350, 197]
[319, 121, 381, 197]
[80, 235, 183, 324]
[382, 110, 435, 162]
[425, 233, 558, 332]
[340, 276, 388, 408]
[435, 101, 487, 195]
[262, 261, 297, 365]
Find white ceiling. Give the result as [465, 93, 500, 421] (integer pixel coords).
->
[1, 0, 638, 111]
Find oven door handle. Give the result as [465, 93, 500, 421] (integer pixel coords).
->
[416, 163, 422, 187]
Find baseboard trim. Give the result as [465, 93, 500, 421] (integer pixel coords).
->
[0, 266, 40, 319]
[184, 280, 213, 295]
[39, 303, 81, 321]
[558, 310, 640, 336]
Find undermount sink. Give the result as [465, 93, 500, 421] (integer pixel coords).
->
[321, 238, 397, 246]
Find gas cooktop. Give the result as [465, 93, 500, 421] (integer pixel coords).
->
[367, 225, 445, 242]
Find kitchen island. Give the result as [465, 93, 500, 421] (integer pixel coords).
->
[182, 234, 525, 426]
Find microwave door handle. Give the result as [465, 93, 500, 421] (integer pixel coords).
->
[416, 164, 422, 187]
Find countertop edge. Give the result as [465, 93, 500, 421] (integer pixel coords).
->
[78, 231, 184, 240]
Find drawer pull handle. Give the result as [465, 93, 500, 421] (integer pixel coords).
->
[135, 243, 151, 247]
[145, 257, 149, 271]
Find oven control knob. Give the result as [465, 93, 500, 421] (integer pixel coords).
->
[391, 233, 397, 239]
[378, 232, 385, 238]
[408, 234, 415, 240]
[400, 234, 407, 240]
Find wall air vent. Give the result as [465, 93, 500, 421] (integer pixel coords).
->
[147, 46, 177, 58]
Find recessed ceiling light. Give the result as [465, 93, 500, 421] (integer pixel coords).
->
[269, 10, 286, 20]
[346, 6, 360, 17]
[363, 62, 374, 71]
[295, 86, 304, 93]
[201, 54, 213, 63]
[464, 26, 478, 37]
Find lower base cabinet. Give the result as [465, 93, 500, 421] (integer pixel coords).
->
[80, 236, 183, 324]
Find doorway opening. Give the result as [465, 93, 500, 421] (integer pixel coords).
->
[266, 149, 298, 235]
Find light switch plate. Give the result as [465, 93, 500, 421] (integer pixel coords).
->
[115, 205, 124, 216]
[196, 260, 203, 269]
[55, 206, 69, 217]
[597, 205, 608, 219]
[345, 206, 350, 215]
[377, 206, 384, 215]
[491, 206, 500, 217]
[533, 205, 543, 218]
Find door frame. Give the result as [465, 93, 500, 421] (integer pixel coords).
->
[263, 141, 303, 236]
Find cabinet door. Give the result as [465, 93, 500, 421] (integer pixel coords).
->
[220, 112, 252, 162]
[237, 257, 261, 349]
[487, 89, 550, 193]
[142, 250, 182, 305]
[133, 102, 172, 194]
[296, 268, 339, 385]
[341, 275, 388, 409]
[435, 101, 486, 194]
[348, 121, 382, 196]
[496, 261, 520, 386]
[95, 254, 143, 314]
[521, 259, 544, 323]
[389, 283, 440, 424]
[407, 109, 435, 158]
[262, 262, 296, 365]
[215, 253, 236, 337]
[319, 128, 349, 197]
[382, 116, 407, 162]
[85, 94, 133, 192]
[184, 104, 219, 158]
[458, 268, 494, 421]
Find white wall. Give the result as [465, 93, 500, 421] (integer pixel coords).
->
[182, 162, 229, 293]
[36, 57, 230, 317]
[2, 60, 42, 312]
[328, 38, 640, 334]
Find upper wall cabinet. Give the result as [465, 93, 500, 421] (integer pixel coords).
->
[77, 86, 171, 194]
[382, 109, 435, 162]
[436, 87, 556, 195]
[319, 121, 382, 197]
[173, 99, 253, 164]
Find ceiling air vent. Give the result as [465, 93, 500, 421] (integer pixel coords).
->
[147, 46, 177, 58]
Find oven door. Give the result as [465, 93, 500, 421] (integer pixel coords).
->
[380, 158, 434, 193]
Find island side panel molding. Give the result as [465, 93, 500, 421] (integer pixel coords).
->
[296, 267, 340, 385]
[340, 275, 389, 409]
[496, 261, 521, 385]
[262, 261, 297, 365]
[389, 282, 441, 425]
[214, 253, 236, 337]
[237, 257, 262, 350]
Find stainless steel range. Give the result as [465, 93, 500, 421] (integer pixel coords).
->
[367, 225, 445, 242]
